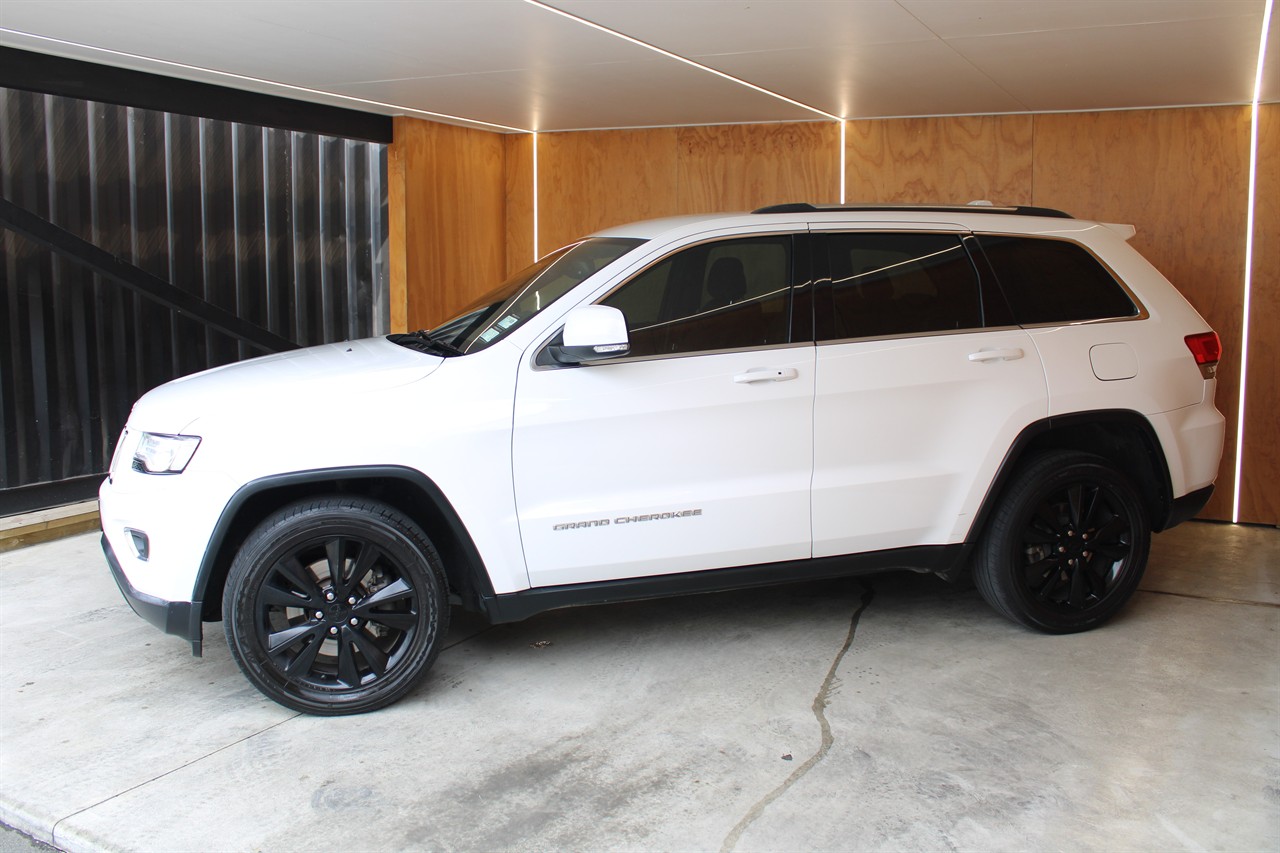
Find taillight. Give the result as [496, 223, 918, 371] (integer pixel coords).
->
[1185, 332, 1221, 379]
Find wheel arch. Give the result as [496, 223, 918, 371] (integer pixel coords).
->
[966, 410, 1175, 547]
[195, 466, 496, 624]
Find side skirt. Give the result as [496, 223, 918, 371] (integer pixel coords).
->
[480, 543, 972, 624]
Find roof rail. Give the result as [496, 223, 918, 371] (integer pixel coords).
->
[751, 202, 1074, 219]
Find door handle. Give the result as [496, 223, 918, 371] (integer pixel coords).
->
[733, 367, 799, 384]
[967, 348, 1025, 363]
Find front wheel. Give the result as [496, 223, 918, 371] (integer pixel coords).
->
[223, 498, 449, 715]
[973, 451, 1150, 633]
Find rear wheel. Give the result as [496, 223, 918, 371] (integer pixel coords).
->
[974, 451, 1150, 633]
[224, 497, 448, 714]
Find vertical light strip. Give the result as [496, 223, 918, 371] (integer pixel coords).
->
[532, 131, 540, 261]
[1232, 0, 1273, 523]
[839, 120, 847, 204]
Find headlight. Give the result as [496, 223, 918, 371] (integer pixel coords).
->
[132, 432, 202, 474]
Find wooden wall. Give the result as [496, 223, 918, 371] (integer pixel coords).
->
[1243, 103, 1278, 525]
[392, 106, 1277, 525]
[388, 116, 507, 333]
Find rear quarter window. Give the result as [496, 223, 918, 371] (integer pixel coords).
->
[978, 235, 1139, 325]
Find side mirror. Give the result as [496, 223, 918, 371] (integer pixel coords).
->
[549, 305, 630, 364]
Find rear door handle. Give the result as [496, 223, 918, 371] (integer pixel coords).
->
[733, 367, 799, 384]
[968, 348, 1024, 363]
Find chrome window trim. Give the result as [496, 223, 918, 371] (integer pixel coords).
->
[815, 324, 1025, 348]
[529, 338, 814, 372]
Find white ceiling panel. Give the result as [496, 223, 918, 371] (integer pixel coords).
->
[952, 16, 1270, 112]
[900, 0, 1262, 38]
[0, 0, 1273, 132]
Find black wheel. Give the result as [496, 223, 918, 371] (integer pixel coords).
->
[973, 451, 1150, 633]
[223, 498, 448, 715]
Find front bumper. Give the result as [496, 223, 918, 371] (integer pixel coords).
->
[103, 534, 205, 656]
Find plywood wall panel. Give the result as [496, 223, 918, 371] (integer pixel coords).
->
[1239, 103, 1280, 525]
[676, 122, 839, 213]
[504, 133, 534, 275]
[387, 122, 409, 333]
[845, 115, 1033, 205]
[536, 128, 679, 256]
[1032, 107, 1252, 521]
[394, 117, 507, 331]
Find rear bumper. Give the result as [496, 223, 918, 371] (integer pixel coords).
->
[1161, 484, 1214, 531]
[102, 534, 204, 656]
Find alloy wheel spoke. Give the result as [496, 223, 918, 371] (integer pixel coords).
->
[336, 630, 363, 687]
[352, 632, 389, 678]
[267, 622, 320, 654]
[358, 577, 415, 610]
[1023, 557, 1057, 588]
[325, 537, 348, 594]
[260, 584, 313, 609]
[345, 543, 382, 597]
[1082, 562, 1110, 597]
[1034, 503, 1066, 537]
[1036, 568, 1065, 602]
[1078, 486, 1102, 531]
[1066, 484, 1086, 529]
[283, 632, 326, 677]
[1092, 542, 1129, 561]
[366, 610, 417, 632]
[1068, 564, 1088, 608]
[270, 555, 322, 604]
[1092, 515, 1128, 546]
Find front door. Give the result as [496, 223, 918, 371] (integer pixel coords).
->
[513, 231, 815, 588]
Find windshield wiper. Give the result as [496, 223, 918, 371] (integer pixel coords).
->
[387, 329, 464, 357]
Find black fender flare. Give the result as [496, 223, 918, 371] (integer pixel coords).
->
[193, 465, 497, 624]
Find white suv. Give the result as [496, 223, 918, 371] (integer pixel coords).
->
[99, 204, 1226, 714]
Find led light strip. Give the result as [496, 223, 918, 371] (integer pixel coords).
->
[523, 0, 842, 123]
[1232, 0, 1274, 523]
[0, 28, 530, 133]
[532, 132, 541, 261]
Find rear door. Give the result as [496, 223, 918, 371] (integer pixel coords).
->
[810, 226, 1048, 555]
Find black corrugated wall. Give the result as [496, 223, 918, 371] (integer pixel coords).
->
[0, 88, 389, 513]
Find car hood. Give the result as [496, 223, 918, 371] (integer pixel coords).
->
[129, 337, 444, 433]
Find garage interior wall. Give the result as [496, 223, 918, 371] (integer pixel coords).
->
[388, 104, 1278, 526]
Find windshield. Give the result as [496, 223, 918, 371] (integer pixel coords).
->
[403, 237, 642, 355]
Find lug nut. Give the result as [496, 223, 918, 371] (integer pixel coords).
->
[325, 592, 335, 602]
[1058, 546, 1067, 553]
[329, 626, 338, 635]
[348, 597, 356, 605]
[315, 611, 324, 620]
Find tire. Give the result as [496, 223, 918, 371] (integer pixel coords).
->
[223, 497, 449, 715]
[973, 451, 1150, 634]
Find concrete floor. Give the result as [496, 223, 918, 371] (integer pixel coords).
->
[0, 522, 1276, 852]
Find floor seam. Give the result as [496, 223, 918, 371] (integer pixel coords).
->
[719, 582, 875, 853]
[1138, 588, 1280, 608]
[48, 714, 301, 849]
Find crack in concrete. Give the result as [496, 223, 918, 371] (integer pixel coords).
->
[720, 582, 875, 853]
[48, 714, 301, 849]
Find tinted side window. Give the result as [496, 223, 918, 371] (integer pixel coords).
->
[979, 235, 1138, 325]
[601, 235, 792, 357]
[819, 233, 982, 341]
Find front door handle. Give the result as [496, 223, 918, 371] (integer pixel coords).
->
[968, 348, 1025, 363]
[733, 367, 799, 384]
